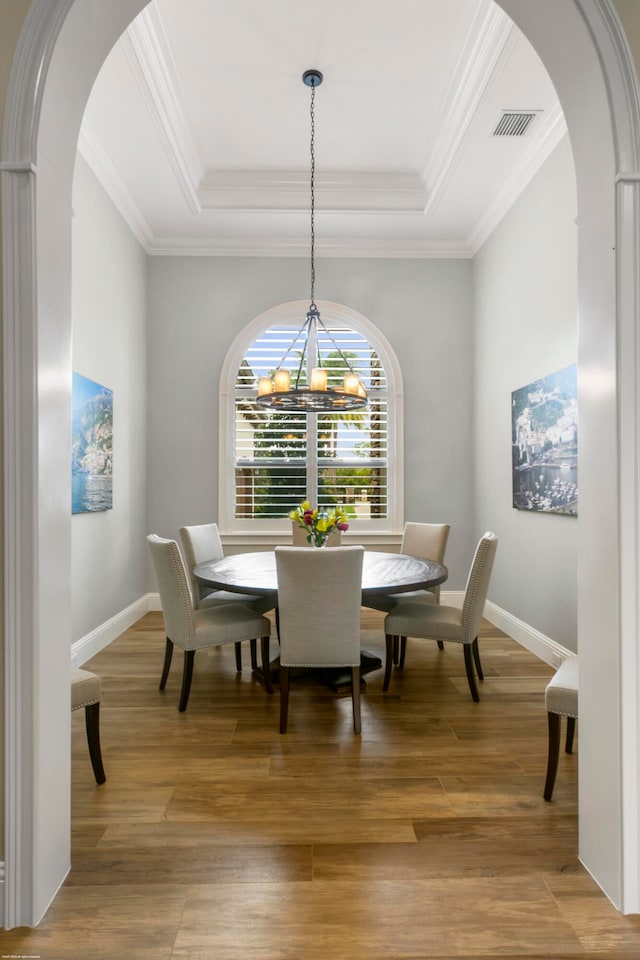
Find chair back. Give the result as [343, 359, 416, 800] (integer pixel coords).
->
[179, 522, 224, 606]
[461, 532, 498, 643]
[147, 534, 195, 649]
[401, 522, 450, 563]
[276, 545, 364, 667]
[401, 522, 450, 602]
[291, 519, 342, 547]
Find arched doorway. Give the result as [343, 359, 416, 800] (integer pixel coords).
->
[3, 0, 639, 925]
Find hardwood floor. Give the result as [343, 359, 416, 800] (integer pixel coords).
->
[4, 611, 640, 958]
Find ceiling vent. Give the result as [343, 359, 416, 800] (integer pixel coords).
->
[493, 111, 539, 137]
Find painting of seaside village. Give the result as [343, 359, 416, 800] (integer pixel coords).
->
[512, 364, 577, 515]
[72, 372, 113, 514]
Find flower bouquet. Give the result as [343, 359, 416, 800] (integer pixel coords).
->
[289, 500, 350, 547]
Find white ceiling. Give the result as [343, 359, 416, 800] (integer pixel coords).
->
[78, 0, 567, 258]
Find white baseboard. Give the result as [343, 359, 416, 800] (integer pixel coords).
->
[71, 592, 571, 672]
[71, 594, 158, 666]
[442, 591, 571, 666]
[484, 599, 572, 667]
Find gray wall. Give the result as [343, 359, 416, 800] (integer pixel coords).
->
[146, 256, 475, 587]
[71, 155, 149, 642]
[70, 136, 578, 644]
[473, 136, 578, 650]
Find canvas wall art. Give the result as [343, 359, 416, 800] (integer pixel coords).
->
[512, 364, 577, 515]
[72, 372, 113, 514]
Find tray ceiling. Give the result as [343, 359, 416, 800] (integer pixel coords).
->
[78, 0, 567, 257]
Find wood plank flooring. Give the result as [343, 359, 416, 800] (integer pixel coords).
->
[3, 611, 640, 959]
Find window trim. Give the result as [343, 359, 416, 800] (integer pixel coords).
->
[219, 299, 404, 536]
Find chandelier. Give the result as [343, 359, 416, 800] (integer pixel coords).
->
[256, 70, 368, 412]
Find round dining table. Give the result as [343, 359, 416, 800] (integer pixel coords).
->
[193, 550, 448, 689]
[193, 550, 447, 600]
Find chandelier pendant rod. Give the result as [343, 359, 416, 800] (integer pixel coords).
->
[255, 69, 367, 411]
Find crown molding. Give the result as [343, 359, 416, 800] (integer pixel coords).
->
[122, 5, 203, 213]
[199, 170, 427, 214]
[146, 235, 471, 258]
[467, 101, 568, 253]
[422, 0, 515, 215]
[77, 122, 153, 250]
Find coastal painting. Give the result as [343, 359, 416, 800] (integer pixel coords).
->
[512, 364, 578, 515]
[72, 372, 113, 514]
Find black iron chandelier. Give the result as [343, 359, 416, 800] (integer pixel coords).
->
[256, 69, 367, 412]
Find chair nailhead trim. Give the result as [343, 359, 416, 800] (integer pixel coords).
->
[72, 698, 99, 710]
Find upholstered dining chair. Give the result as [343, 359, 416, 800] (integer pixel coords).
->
[383, 532, 498, 701]
[544, 655, 578, 801]
[71, 667, 106, 784]
[180, 522, 275, 669]
[364, 521, 450, 666]
[291, 519, 342, 546]
[275, 545, 364, 734]
[180, 522, 275, 613]
[147, 534, 272, 709]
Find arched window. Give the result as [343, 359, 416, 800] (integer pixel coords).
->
[219, 300, 403, 537]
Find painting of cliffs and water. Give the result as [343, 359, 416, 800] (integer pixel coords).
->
[512, 364, 578, 515]
[72, 372, 113, 514]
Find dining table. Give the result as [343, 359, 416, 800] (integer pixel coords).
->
[193, 549, 448, 689]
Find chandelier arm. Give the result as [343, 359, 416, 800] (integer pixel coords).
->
[271, 314, 312, 372]
[294, 325, 310, 389]
[315, 314, 362, 376]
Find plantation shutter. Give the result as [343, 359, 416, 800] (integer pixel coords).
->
[234, 323, 389, 520]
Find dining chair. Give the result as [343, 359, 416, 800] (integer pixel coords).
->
[291, 519, 342, 546]
[147, 534, 273, 709]
[364, 521, 450, 666]
[180, 522, 275, 669]
[275, 545, 364, 734]
[71, 667, 106, 785]
[544, 655, 578, 801]
[383, 532, 498, 701]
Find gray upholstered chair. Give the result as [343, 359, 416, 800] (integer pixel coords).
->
[71, 667, 106, 784]
[383, 532, 498, 701]
[275, 545, 364, 734]
[544, 655, 578, 801]
[364, 521, 450, 666]
[180, 522, 275, 670]
[147, 534, 272, 710]
[291, 519, 342, 546]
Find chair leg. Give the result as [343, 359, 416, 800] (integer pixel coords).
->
[437, 640, 444, 650]
[159, 637, 173, 690]
[544, 711, 561, 801]
[565, 716, 576, 754]
[178, 650, 196, 712]
[84, 702, 106, 785]
[279, 665, 290, 733]
[351, 666, 361, 734]
[392, 636, 399, 665]
[261, 635, 273, 694]
[383, 634, 394, 691]
[398, 636, 407, 669]
[234, 641, 242, 672]
[250, 637, 258, 671]
[463, 644, 480, 702]
[472, 637, 484, 681]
